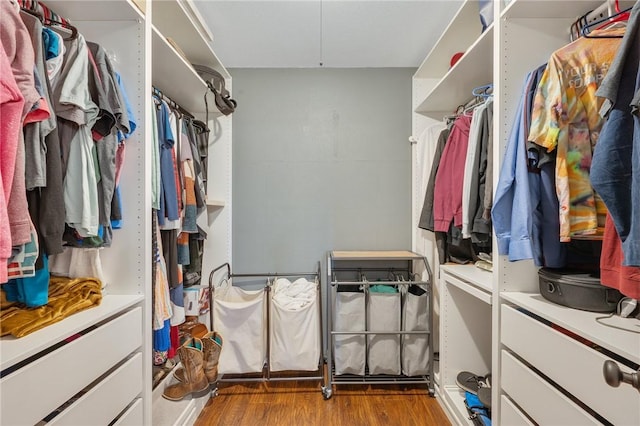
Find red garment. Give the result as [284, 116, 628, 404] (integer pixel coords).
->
[0, 43, 25, 284]
[601, 213, 640, 299]
[168, 325, 180, 359]
[433, 114, 473, 232]
[23, 97, 51, 125]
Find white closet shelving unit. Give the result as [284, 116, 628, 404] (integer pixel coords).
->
[0, 1, 150, 425]
[413, 0, 640, 425]
[0, 1, 232, 425]
[150, 1, 232, 424]
[411, 1, 493, 424]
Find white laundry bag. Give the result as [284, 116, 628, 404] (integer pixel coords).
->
[334, 291, 366, 375]
[367, 290, 401, 375]
[401, 285, 430, 376]
[214, 281, 266, 374]
[270, 278, 320, 372]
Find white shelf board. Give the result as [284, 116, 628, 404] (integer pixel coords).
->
[441, 264, 493, 294]
[46, 0, 144, 21]
[415, 24, 493, 115]
[502, 292, 640, 365]
[152, 0, 230, 79]
[0, 294, 143, 371]
[152, 25, 218, 115]
[331, 250, 425, 261]
[414, 0, 484, 79]
[501, 0, 635, 19]
[152, 364, 212, 425]
[206, 199, 226, 208]
[441, 386, 474, 426]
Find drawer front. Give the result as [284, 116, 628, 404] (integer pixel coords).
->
[501, 305, 640, 425]
[49, 352, 143, 426]
[112, 398, 143, 426]
[500, 395, 534, 426]
[501, 350, 601, 425]
[0, 307, 142, 426]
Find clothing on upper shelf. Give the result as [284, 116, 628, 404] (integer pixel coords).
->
[0, 275, 102, 338]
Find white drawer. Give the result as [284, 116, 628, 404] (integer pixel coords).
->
[501, 350, 601, 425]
[0, 307, 142, 426]
[112, 398, 143, 426]
[49, 352, 142, 426]
[501, 305, 640, 425]
[500, 395, 534, 426]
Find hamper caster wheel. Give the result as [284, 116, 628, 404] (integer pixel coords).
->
[321, 386, 332, 400]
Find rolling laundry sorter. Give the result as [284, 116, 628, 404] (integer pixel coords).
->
[325, 251, 434, 398]
[206, 263, 325, 392]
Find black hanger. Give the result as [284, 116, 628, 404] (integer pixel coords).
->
[582, 7, 631, 39]
[45, 18, 78, 40]
[20, 7, 43, 22]
[570, 9, 593, 41]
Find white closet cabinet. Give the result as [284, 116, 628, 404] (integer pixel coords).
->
[412, 1, 640, 425]
[0, 1, 232, 425]
[150, 1, 232, 424]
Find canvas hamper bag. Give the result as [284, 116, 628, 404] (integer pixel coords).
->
[334, 290, 366, 375]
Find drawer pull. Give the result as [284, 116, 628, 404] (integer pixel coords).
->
[603, 360, 640, 392]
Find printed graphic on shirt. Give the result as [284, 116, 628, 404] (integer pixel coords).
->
[528, 28, 622, 241]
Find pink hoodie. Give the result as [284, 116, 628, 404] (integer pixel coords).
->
[0, 42, 25, 284]
[1, 0, 39, 251]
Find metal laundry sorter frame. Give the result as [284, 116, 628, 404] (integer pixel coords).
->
[324, 250, 434, 398]
[206, 262, 326, 392]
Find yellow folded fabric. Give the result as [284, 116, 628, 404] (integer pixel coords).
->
[0, 276, 102, 338]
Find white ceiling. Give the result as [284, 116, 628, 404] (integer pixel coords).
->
[193, 0, 464, 68]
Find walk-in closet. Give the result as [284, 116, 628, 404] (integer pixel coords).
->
[1, 0, 639, 425]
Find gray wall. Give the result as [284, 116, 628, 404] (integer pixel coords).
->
[231, 68, 413, 273]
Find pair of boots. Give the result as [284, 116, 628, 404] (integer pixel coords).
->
[162, 332, 223, 401]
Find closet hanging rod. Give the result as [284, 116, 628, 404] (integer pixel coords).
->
[152, 86, 195, 118]
[18, 0, 70, 24]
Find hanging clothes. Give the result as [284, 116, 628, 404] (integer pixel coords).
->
[591, 0, 640, 267]
[433, 114, 473, 233]
[493, 73, 536, 262]
[528, 27, 624, 242]
[0, 42, 25, 284]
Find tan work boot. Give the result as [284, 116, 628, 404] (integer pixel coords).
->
[163, 338, 210, 401]
[174, 332, 223, 384]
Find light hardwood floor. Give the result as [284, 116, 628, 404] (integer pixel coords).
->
[195, 380, 451, 426]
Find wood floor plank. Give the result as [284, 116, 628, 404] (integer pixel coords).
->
[195, 382, 451, 426]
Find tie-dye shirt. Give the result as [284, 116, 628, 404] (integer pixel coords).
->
[529, 28, 623, 242]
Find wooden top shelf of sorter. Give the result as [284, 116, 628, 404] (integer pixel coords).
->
[331, 250, 425, 261]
